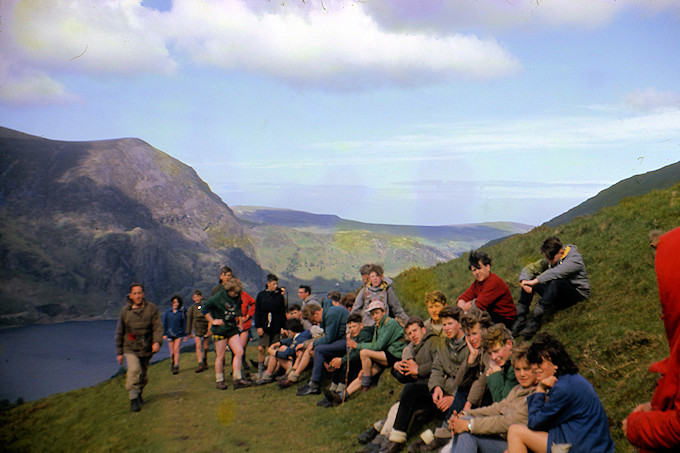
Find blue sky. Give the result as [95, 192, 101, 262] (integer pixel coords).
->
[1, 0, 679, 226]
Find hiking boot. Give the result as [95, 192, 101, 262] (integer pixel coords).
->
[130, 397, 142, 412]
[297, 384, 321, 396]
[201, 360, 209, 371]
[195, 363, 206, 373]
[325, 388, 345, 406]
[316, 397, 330, 407]
[361, 443, 381, 453]
[518, 312, 543, 339]
[216, 381, 228, 390]
[172, 365, 179, 375]
[278, 378, 296, 389]
[233, 379, 252, 390]
[419, 437, 450, 452]
[406, 438, 426, 453]
[256, 374, 273, 385]
[379, 440, 404, 453]
[510, 315, 526, 337]
[358, 426, 379, 444]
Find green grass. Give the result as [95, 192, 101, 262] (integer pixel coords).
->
[0, 349, 405, 452]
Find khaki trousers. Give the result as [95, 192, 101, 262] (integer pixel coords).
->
[124, 353, 151, 400]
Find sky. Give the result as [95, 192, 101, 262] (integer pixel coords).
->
[1, 0, 679, 227]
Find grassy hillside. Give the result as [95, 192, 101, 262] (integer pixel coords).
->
[394, 182, 680, 451]
[543, 160, 680, 227]
[2, 184, 678, 452]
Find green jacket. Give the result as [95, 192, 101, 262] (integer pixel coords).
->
[342, 326, 374, 366]
[356, 316, 406, 359]
[115, 300, 163, 357]
[486, 361, 518, 403]
[203, 289, 242, 337]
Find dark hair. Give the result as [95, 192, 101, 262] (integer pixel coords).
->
[327, 291, 342, 302]
[469, 250, 492, 268]
[301, 302, 322, 321]
[193, 290, 203, 297]
[299, 285, 311, 294]
[129, 282, 144, 293]
[170, 294, 184, 308]
[460, 307, 493, 332]
[285, 318, 304, 333]
[527, 332, 579, 377]
[405, 316, 425, 329]
[341, 293, 356, 310]
[425, 290, 447, 305]
[359, 264, 372, 276]
[266, 273, 278, 283]
[347, 312, 363, 324]
[540, 236, 563, 260]
[288, 303, 302, 312]
[438, 306, 462, 322]
[220, 266, 233, 274]
[368, 264, 384, 277]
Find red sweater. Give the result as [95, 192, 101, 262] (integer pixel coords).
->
[458, 272, 516, 320]
[626, 227, 680, 451]
[240, 291, 256, 330]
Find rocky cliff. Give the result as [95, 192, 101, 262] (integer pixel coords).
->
[0, 127, 263, 325]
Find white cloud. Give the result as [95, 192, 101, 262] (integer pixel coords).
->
[167, 0, 521, 89]
[2, 0, 176, 75]
[0, 58, 77, 105]
[624, 87, 680, 112]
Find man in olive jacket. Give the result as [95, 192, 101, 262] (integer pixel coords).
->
[115, 283, 163, 412]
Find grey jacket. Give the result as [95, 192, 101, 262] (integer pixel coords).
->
[351, 277, 408, 326]
[518, 244, 591, 299]
[401, 329, 439, 380]
[428, 335, 468, 395]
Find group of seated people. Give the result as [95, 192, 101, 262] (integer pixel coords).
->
[189, 230, 680, 452]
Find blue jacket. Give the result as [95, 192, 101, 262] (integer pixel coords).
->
[162, 307, 186, 338]
[313, 305, 349, 347]
[527, 373, 614, 453]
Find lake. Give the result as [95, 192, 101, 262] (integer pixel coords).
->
[0, 320, 171, 402]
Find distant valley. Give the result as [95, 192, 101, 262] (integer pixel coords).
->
[233, 206, 532, 281]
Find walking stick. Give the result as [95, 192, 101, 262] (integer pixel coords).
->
[342, 327, 351, 404]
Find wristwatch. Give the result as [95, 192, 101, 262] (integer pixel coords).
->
[467, 420, 472, 432]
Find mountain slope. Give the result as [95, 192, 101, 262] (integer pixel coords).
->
[0, 127, 263, 325]
[234, 206, 532, 281]
[544, 160, 680, 227]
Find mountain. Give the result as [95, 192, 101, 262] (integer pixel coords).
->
[233, 206, 532, 282]
[0, 127, 263, 326]
[544, 160, 680, 227]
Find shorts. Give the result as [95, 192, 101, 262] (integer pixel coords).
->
[258, 331, 281, 348]
[385, 351, 400, 368]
